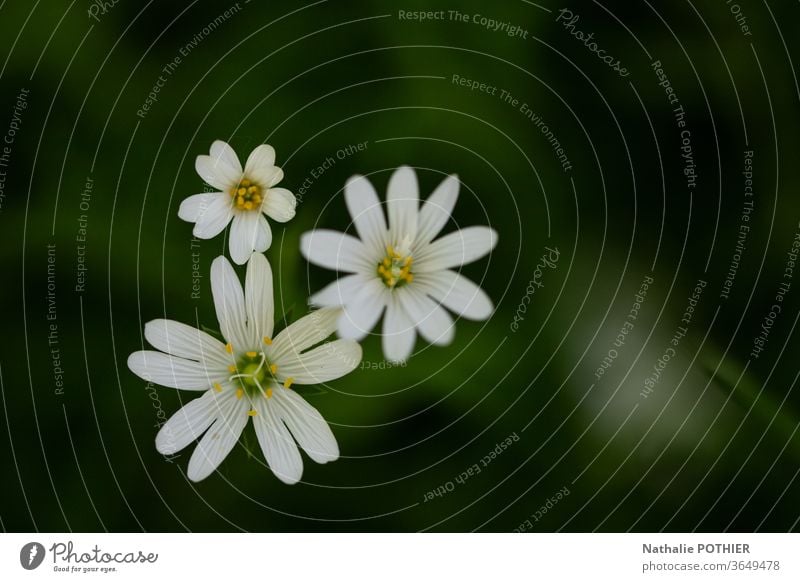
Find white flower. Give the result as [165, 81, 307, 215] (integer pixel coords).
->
[127, 253, 361, 484]
[179, 140, 297, 265]
[300, 166, 497, 363]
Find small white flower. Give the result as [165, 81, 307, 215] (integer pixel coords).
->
[300, 166, 497, 363]
[179, 140, 297, 264]
[128, 253, 361, 484]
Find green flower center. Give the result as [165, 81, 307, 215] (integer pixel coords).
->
[216, 340, 295, 417]
[227, 350, 277, 398]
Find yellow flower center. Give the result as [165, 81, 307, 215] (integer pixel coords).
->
[377, 245, 414, 288]
[230, 178, 263, 211]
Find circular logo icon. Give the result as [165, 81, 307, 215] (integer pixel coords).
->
[19, 542, 45, 570]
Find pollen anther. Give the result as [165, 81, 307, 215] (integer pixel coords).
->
[230, 177, 264, 211]
[377, 247, 414, 289]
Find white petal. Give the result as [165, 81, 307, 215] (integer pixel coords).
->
[179, 192, 223, 223]
[337, 278, 387, 341]
[344, 174, 387, 254]
[144, 319, 229, 368]
[228, 212, 260, 265]
[415, 270, 494, 320]
[309, 274, 366, 308]
[155, 390, 230, 455]
[386, 166, 419, 243]
[210, 140, 243, 174]
[244, 144, 276, 174]
[250, 166, 284, 188]
[262, 187, 296, 223]
[245, 253, 274, 343]
[277, 339, 362, 384]
[187, 394, 248, 481]
[253, 397, 303, 484]
[273, 389, 338, 464]
[195, 148, 241, 191]
[270, 307, 341, 362]
[414, 226, 498, 272]
[400, 287, 455, 346]
[416, 174, 459, 246]
[210, 256, 250, 350]
[192, 193, 234, 239]
[300, 229, 373, 273]
[254, 213, 272, 251]
[127, 351, 225, 390]
[382, 297, 415, 363]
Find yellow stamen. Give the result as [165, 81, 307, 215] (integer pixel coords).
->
[235, 388, 244, 399]
[230, 178, 263, 212]
[245, 351, 257, 358]
[228, 364, 236, 373]
[283, 377, 294, 389]
[265, 388, 273, 399]
[247, 409, 257, 417]
[213, 383, 223, 393]
[225, 343, 233, 354]
[377, 246, 414, 289]
[263, 336, 272, 345]
[269, 363, 278, 374]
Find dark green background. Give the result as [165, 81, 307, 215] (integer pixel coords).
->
[1, 0, 799, 532]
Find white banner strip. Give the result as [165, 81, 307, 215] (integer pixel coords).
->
[1, 533, 797, 581]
